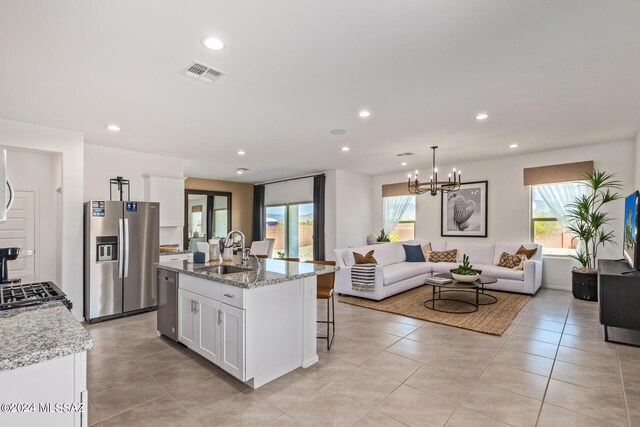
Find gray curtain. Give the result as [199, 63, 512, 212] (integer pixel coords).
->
[313, 175, 325, 261]
[252, 185, 265, 241]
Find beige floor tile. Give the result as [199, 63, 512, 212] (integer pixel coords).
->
[361, 351, 423, 382]
[444, 406, 511, 427]
[491, 348, 554, 377]
[544, 379, 629, 425]
[135, 346, 191, 375]
[167, 372, 247, 415]
[355, 410, 406, 426]
[99, 394, 196, 427]
[459, 382, 542, 427]
[195, 393, 283, 425]
[286, 386, 371, 426]
[512, 325, 562, 344]
[385, 338, 442, 363]
[556, 345, 622, 373]
[90, 375, 167, 421]
[559, 334, 618, 356]
[376, 384, 458, 427]
[502, 335, 558, 359]
[551, 360, 624, 393]
[326, 366, 401, 406]
[477, 362, 548, 400]
[537, 403, 619, 427]
[405, 364, 479, 403]
[249, 370, 327, 412]
[426, 349, 497, 377]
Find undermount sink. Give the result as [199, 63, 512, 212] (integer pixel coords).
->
[200, 265, 252, 275]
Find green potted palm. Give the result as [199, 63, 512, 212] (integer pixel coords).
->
[565, 170, 622, 301]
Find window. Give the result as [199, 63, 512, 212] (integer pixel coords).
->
[383, 195, 416, 241]
[531, 183, 586, 255]
[265, 202, 314, 260]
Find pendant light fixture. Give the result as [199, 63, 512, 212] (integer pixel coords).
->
[407, 146, 461, 196]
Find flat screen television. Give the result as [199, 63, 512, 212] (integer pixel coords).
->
[623, 191, 639, 269]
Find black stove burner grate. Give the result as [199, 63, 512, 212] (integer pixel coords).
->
[0, 281, 72, 311]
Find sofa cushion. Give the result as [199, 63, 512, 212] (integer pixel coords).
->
[445, 242, 495, 265]
[354, 250, 377, 264]
[497, 252, 527, 270]
[383, 262, 431, 285]
[428, 249, 458, 263]
[403, 245, 426, 262]
[478, 264, 525, 281]
[493, 243, 541, 264]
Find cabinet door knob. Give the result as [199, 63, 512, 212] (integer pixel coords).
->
[223, 293, 234, 298]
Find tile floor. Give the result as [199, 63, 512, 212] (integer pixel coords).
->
[84, 289, 640, 426]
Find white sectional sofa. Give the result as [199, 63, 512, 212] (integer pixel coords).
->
[333, 240, 543, 300]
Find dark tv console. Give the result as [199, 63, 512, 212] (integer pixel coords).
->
[599, 259, 640, 347]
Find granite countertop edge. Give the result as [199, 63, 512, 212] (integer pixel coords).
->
[158, 261, 339, 289]
[0, 302, 94, 372]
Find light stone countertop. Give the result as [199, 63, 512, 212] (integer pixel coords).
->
[0, 302, 94, 371]
[157, 258, 338, 289]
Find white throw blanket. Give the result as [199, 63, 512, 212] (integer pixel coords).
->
[351, 264, 376, 292]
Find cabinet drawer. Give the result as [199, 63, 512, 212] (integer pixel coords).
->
[220, 284, 245, 309]
[180, 274, 220, 301]
[160, 253, 189, 262]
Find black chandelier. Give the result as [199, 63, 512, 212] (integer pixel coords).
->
[407, 146, 461, 196]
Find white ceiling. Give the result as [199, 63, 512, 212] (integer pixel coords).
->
[1, 0, 639, 183]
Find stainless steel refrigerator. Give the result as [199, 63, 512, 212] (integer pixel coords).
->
[84, 200, 159, 323]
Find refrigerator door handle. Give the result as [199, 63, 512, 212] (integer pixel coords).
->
[124, 218, 130, 278]
[118, 219, 124, 279]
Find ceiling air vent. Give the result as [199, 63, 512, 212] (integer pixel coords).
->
[184, 61, 225, 85]
[396, 152, 414, 157]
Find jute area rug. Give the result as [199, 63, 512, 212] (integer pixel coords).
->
[339, 285, 530, 336]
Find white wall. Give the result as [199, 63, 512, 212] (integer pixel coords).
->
[84, 144, 185, 245]
[0, 119, 84, 319]
[372, 139, 635, 289]
[5, 149, 60, 283]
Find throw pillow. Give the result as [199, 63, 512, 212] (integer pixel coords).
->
[403, 244, 426, 262]
[421, 242, 432, 260]
[354, 250, 377, 264]
[497, 252, 528, 270]
[516, 245, 537, 259]
[427, 249, 458, 263]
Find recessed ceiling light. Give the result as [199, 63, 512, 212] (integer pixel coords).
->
[341, 147, 350, 152]
[106, 124, 121, 132]
[358, 110, 371, 118]
[509, 144, 519, 149]
[401, 162, 408, 166]
[237, 150, 246, 156]
[202, 37, 225, 50]
[475, 113, 489, 121]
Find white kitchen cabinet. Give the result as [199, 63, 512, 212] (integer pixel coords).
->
[195, 294, 221, 365]
[178, 289, 197, 350]
[220, 302, 245, 379]
[143, 174, 184, 227]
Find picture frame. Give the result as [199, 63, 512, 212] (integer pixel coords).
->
[441, 180, 488, 237]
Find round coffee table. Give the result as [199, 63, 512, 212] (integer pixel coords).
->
[424, 274, 498, 314]
[435, 273, 498, 305]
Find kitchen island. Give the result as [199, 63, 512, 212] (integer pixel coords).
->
[0, 299, 93, 427]
[157, 258, 337, 389]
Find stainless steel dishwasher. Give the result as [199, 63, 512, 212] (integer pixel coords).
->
[157, 268, 178, 341]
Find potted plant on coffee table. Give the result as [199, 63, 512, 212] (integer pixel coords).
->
[566, 170, 622, 301]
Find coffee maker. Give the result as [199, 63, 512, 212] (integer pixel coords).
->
[0, 247, 21, 284]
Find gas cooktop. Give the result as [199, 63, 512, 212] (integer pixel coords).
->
[0, 281, 72, 311]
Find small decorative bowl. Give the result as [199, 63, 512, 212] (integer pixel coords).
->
[451, 272, 480, 282]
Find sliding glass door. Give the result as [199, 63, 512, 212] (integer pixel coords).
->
[265, 202, 313, 260]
